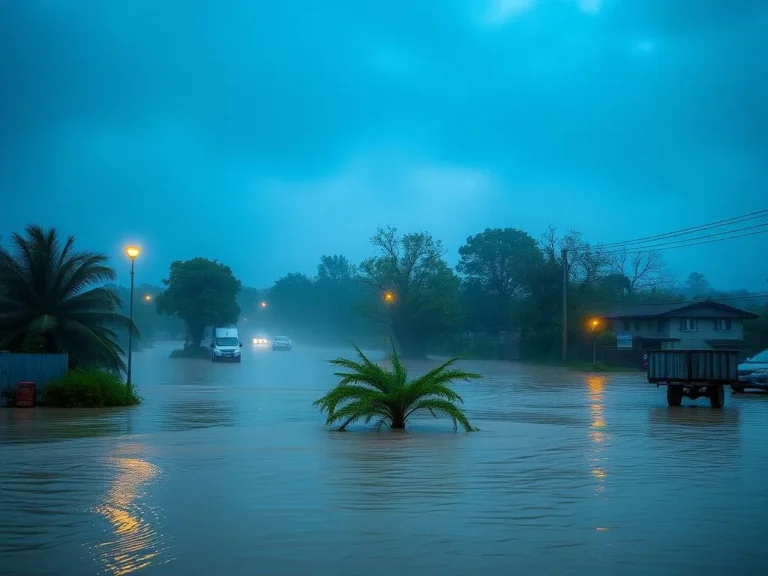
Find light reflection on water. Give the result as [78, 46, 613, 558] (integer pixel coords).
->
[0, 343, 766, 575]
[93, 447, 165, 576]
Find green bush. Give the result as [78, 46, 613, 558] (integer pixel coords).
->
[44, 369, 141, 408]
[169, 345, 210, 359]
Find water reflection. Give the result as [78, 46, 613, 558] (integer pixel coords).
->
[93, 445, 167, 575]
[585, 375, 609, 492]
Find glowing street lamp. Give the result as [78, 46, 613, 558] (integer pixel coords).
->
[125, 246, 141, 388]
[260, 301, 268, 308]
[589, 318, 601, 365]
[144, 294, 152, 302]
[383, 291, 395, 305]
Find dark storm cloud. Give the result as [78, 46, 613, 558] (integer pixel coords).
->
[0, 0, 766, 288]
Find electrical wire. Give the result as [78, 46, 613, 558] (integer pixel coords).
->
[595, 224, 768, 256]
[596, 209, 768, 249]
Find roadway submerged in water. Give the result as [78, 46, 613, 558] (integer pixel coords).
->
[1, 342, 766, 575]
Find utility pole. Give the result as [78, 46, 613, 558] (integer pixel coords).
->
[561, 248, 568, 363]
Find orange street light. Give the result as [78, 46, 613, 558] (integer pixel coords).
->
[589, 318, 602, 366]
[126, 246, 141, 260]
[383, 291, 395, 304]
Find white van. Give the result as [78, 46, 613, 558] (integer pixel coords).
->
[210, 327, 242, 362]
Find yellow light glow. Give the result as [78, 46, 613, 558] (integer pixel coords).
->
[143, 295, 152, 302]
[384, 291, 394, 303]
[126, 246, 141, 260]
[94, 453, 160, 575]
[586, 374, 609, 490]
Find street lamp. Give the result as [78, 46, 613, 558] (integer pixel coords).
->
[125, 246, 141, 388]
[383, 291, 395, 305]
[260, 301, 268, 308]
[144, 294, 152, 302]
[589, 318, 601, 365]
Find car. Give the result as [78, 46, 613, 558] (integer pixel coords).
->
[272, 336, 292, 351]
[732, 349, 768, 392]
[252, 335, 270, 347]
[210, 327, 243, 362]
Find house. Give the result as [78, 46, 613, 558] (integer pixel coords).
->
[604, 300, 759, 352]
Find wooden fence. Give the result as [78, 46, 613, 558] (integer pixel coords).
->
[0, 353, 69, 391]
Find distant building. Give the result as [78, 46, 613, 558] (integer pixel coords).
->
[605, 300, 759, 352]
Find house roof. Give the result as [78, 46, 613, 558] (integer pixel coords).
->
[605, 300, 760, 320]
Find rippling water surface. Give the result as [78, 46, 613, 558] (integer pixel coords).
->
[1, 342, 766, 575]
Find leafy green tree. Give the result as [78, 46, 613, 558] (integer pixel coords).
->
[317, 254, 356, 281]
[457, 228, 543, 330]
[313, 345, 480, 430]
[358, 227, 461, 357]
[267, 272, 316, 332]
[0, 225, 135, 371]
[156, 258, 241, 347]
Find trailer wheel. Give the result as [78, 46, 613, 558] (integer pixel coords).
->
[709, 385, 725, 409]
[667, 385, 683, 407]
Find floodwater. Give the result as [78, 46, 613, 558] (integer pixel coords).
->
[1, 343, 766, 576]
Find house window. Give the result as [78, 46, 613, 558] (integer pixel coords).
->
[622, 320, 630, 332]
[714, 319, 732, 331]
[656, 319, 665, 333]
[679, 319, 698, 332]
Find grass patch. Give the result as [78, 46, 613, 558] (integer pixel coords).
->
[44, 369, 141, 408]
[169, 345, 210, 359]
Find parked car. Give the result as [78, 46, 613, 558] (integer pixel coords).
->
[210, 327, 243, 362]
[732, 349, 768, 392]
[272, 336, 292, 351]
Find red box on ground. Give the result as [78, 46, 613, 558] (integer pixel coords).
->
[16, 382, 36, 407]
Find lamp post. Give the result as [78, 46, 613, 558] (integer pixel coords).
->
[590, 319, 600, 365]
[125, 246, 141, 387]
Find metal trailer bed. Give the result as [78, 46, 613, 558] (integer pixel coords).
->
[646, 349, 739, 408]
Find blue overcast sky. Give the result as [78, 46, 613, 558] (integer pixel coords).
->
[1, 0, 766, 290]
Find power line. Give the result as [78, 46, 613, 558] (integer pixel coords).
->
[597, 209, 768, 249]
[596, 224, 768, 256]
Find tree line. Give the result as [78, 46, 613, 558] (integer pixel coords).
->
[1, 224, 766, 372]
[133, 225, 768, 360]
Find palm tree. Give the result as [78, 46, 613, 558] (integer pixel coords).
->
[0, 225, 136, 372]
[313, 344, 480, 431]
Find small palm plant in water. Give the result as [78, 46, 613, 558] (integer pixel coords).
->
[313, 345, 481, 431]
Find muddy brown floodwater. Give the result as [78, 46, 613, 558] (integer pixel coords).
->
[1, 342, 766, 576]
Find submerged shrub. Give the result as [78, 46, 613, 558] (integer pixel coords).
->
[44, 369, 141, 408]
[313, 345, 480, 431]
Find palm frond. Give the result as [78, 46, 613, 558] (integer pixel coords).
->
[0, 226, 133, 374]
[315, 344, 479, 432]
[404, 398, 478, 431]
